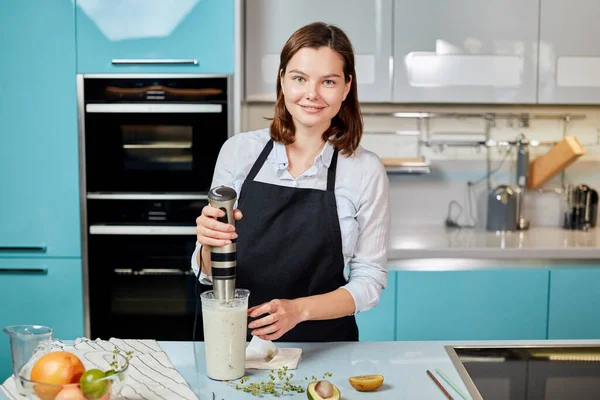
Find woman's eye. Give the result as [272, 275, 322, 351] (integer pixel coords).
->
[293, 76, 305, 83]
[323, 80, 335, 86]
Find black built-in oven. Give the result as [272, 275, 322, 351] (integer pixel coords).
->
[86, 198, 212, 341]
[78, 75, 230, 341]
[82, 75, 230, 193]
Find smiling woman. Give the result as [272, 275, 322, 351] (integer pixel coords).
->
[278, 47, 353, 177]
[192, 22, 390, 343]
[271, 22, 362, 158]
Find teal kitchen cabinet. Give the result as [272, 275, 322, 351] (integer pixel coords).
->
[75, 0, 234, 73]
[395, 270, 549, 340]
[0, 259, 84, 380]
[356, 272, 397, 341]
[548, 268, 600, 339]
[0, 0, 81, 258]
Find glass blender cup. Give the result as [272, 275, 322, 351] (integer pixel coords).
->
[201, 289, 250, 381]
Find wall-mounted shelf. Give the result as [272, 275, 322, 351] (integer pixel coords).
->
[365, 111, 589, 178]
[382, 157, 431, 175]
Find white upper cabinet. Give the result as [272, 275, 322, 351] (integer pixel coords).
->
[392, 0, 539, 104]
[539, 0, 600, 104]
[245, 0, 393, 102]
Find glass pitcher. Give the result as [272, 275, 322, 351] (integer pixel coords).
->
[3, 325, 53, 394]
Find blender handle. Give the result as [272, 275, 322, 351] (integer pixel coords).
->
[0, 268, 48, 275]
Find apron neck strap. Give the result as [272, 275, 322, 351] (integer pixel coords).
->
[246, 140, 274, 182]
[326, 148, 339, 192]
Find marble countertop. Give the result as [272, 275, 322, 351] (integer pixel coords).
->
[387, 226, 600, 268]
[159, 339, 600, 400]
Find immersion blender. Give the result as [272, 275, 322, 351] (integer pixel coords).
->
[207, 185, 238, 301]
[515, 134, 530, 230]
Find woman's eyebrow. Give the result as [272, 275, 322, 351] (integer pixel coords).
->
[321, 73, 342, 79]
[287, 69, 341, 79]
[288, 69, 308, 76]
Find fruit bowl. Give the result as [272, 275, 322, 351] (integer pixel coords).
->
[17, 351, 129, 400]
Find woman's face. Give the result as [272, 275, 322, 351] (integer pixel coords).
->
[280, 46, 352, 134]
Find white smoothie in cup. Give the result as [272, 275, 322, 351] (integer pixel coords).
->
[201, 289, 249, 381]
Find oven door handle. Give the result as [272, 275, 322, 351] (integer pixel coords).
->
[87, 193, 208, 200]
[114, 268, 192, 276]
[85, 104, 222, 113]
[122, 143, 192, 149]
[89, 225, 196, 235]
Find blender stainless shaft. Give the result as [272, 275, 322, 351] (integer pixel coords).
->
[207, 186, 237, 301]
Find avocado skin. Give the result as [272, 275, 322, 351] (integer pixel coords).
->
[306, 381, 341, 400]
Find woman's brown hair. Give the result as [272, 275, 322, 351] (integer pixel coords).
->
[269, 22, 363, 156]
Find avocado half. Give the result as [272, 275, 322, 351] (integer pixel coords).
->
[307, 381, 341, 400]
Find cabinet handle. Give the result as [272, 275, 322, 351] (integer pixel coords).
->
[0, 246, 47, 253]
[0, 268, 48, 275]
[111, 59, 198, 65]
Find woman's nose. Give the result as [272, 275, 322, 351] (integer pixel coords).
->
[305, 82, 319, 99]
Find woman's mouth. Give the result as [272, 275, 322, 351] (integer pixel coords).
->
[299, 104, 325, 113]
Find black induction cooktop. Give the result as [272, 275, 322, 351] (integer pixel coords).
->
[446, 345, 600, 400]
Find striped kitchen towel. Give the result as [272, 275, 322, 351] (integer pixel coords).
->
[1, 337, 200, 400]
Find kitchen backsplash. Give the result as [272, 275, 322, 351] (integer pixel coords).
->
[241, 103, 600, 231]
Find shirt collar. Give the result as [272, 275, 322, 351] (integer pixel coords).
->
[318, 141, 335, 168]
[269, 140, 335, 169]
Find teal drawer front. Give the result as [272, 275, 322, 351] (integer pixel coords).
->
[76, 0, 234, 73]
[0, 259, 84, 380]
[548, 268, 600, 339]
[0, 0, 81, 258]
[356, 271, 396, 341]
[395, 270, 549, 341]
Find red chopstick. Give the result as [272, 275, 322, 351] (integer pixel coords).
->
[427, 369, 454, 400]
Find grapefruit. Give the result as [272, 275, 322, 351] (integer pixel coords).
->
[30, 351, 86, 400]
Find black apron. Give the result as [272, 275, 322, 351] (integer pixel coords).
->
[235, 140, 359, 342]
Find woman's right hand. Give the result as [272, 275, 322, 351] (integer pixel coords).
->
[196, 205, 243, 247]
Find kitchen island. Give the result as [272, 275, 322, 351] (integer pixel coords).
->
[2, 339, 600, 399]
[159, 339, 600, 400]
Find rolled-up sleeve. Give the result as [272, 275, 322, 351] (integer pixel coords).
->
[341, 154, 390, 314]
[191, 241, 213, 284]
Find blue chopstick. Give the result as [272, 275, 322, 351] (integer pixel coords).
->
[435, 368, 470, 400]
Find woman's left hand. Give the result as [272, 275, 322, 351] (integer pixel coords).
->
[247, 299, 305, 340]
